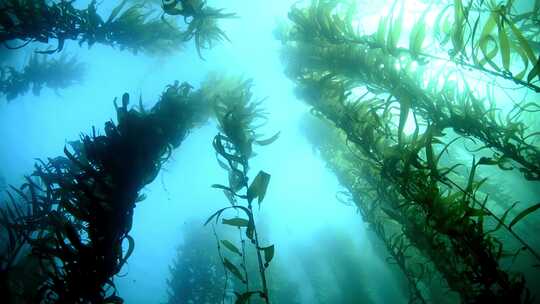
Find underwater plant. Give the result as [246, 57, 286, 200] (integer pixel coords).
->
[0, 178, 53, 303]
[161, 0, 237, 59]
[279, 0, 540, 302]
[0, 53, 84, 101]
[166, 220, 227, 304]
[281, 0, 540, 181]
[203, 76, 279, 304]
[0, 80, 213, 303]
[0, 0, 233, 55]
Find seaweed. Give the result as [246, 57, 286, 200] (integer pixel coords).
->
[161, 0, 236, 59]
[0, 53, 84, 101]
[0, 80, 213, 303]
[279, 0, 540, 302]
[203, 76, 279, 304]
[0, 0, 232, 55]
[282, 0, 540, 181]
[166, 221, 227, 304]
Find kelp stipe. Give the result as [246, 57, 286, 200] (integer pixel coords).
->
[203, 76, 279, 304]
[279, 0, 540, 303]
[0, 53, 84, 102]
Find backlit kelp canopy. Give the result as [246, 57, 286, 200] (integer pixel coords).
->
[0, 79, 216, 303]
[279, 0, 540, 303]
[0, 0, 234, 56]
[0, 54, 84, 101]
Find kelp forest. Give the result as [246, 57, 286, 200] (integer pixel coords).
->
[0, 0, 539, 303]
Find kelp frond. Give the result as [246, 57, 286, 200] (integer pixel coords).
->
[0, 54, 84, 101]
[0, 0, 187, 55]
[202, 75, 270, 159]
[279, 0, 540, 302]
[161, 0, 237, 59]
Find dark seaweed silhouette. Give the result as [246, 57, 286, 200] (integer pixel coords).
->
[0, 54, 84, 101]
[0, 0, 233, 56]
[161, 0, 236, 59]
[166, 221, 227, 304]
[0, 81, 210, 303]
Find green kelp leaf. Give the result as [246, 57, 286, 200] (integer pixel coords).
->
[260, 245, 275, 267]
[511, 44, 530, 80]
[488, 201, 518, 233]
[397, 94, 411, 146]
[452, 0, 465, 53]
[223, 258, 245, 283]
[247, 171, 271, 207]
[222, 217, 250, 227]
[528, 56, 540, 83]
[212, 184, 234, 191]
[234, 291, 260, 304]
[497, 22, 511, 71]
[479, 35, 500, 71]
[509, 203, 540, 230]
[507, 19, 536, 64]
[255, 131, 281, 146]
[204, 207, 230, 225]
[433, 4, 452, 44]
[376, 16, 388, 46]
[465, 157, 478, 194]
[387, 1, 404, 51]
[221, 240, 242, 256]
[212, 184, 247, 200]
[118, 235, 135, 269]
[409, 8, 428, 57]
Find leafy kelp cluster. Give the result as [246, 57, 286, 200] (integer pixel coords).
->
[0, 54, 84, 101]
[204, 76, 279, 303]
[0, 0, 234, 56]
[279, 0, 540, 302]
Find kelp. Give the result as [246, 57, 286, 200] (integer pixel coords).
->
[0, 53, 84, 101]
[0, 0, 230, 55]
[300, 115, 441, 304]
[427, 0, 540, 91]
[0, 178, 52, 303]
[297, 72, 532, 303]
[161, 0, 236, 59]
[282, 0, 540, 181]
[204, 76, 279, 304]
[280, 0, 539, 302]
[0, 80, 212, 303]
[166, 221, 226, 304]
